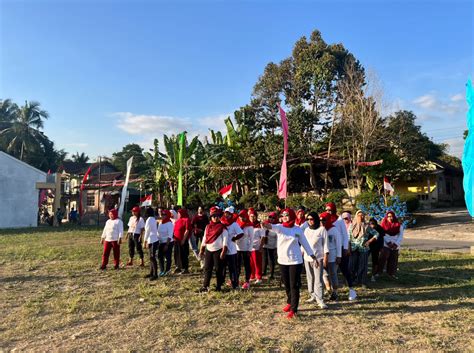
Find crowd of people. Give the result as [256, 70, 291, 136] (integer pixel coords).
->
[99, 202, 404, 319]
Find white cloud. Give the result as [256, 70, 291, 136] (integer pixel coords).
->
[412, 92, 465, 115]
[450, 93, 464, 102]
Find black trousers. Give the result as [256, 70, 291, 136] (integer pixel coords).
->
[128, 233, 144, 259]
[203, 249, 225, 290]
[369, 246, 381, 274]
[237, 251, 251, 283]
[158, 242, 174, 273]
[262, 248, 277, 278]
[339, 247, 354, 287]
[148, 241, 159, 277]
[280, 263, 303, 313]
[174, 240, 189, 271]
[225, 254, 239, 289]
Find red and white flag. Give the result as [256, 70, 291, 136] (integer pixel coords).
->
[140, 194, 152, 207]
[219, 184, 232, 199]
[383, 177, 394, 193]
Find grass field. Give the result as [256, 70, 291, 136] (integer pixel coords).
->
[0, 226, 473, 351]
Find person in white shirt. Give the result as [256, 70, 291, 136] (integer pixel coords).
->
[248, 208, 264, 284]
[126, 206, 145, 267]
[302, 212, 328, 309]
[320, 211, 342, 301]
[100, 208, 124, 270]
[377, 211, 404, 279]
[236, 209, 254, 290]
[221, 207, 243, 290]
[157, 209, 174, 276]
[263, 208, 317, 319]
[262, 212, 278, 280]
[199, 207, 229, 292]
[143, 207, 159, 280]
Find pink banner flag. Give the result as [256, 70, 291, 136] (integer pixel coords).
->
[356, 159, 384, 167]
[278, 104, 289, 199]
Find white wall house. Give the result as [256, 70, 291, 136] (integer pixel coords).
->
[0, 151, 46, 228]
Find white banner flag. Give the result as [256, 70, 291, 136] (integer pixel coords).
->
[118, 157, 133, 218]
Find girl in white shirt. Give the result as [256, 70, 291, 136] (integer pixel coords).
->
[263, 208, 316, 319]
[199, 207, 229, 292]
[262, 212, 278, 280]
[302, 212, 328, 309]
[100, 209, 124, 270]
[378, 211, 404, 279]
[236, 209, 254, 290]
[126, 206, 145, 267]
[143, 207, 159, 280]
[157, 209, 174, 276]
[320, 211, 342, 301]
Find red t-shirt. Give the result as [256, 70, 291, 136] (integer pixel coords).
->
[173, 218, 191, 242]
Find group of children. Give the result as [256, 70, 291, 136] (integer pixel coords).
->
[100, 202, 404, 319]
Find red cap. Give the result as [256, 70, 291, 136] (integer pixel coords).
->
[132, 206, 140, 213]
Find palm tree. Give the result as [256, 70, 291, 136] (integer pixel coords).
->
[0, 100, 49, 161]
[72, 152, 90, 163]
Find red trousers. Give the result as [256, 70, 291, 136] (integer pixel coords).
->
[101, 241, 120, 268]
[250, 250, 263, 280]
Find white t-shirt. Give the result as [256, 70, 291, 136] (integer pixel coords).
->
[251, 228, 265, 251]
[101, 219, 124, 241]
[383, 226, 404, 250]
[157, 221, 174, 243]
[236, 225, 254, 252]
[143, 217, 159, 244]
[271, 224, 314, 265]
[127, 216, 145, 235]
[225, 222, 243, 255]
[299, 221, 309, 232]
[303, 226, 328, 261]
[202, 227, 229, 252]
[263, 228, 278, 249]
[326, 226, 342, 262]
[335, 217, 349, 250]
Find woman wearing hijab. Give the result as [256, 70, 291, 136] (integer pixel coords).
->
[263, 208, 317, 319]
[249, 208, 264, 284]
[368, 218, 385, 281]
[173, 208, 192, 274]
[126, 206, 145, 267]
[377, 211, 404, 279]
[319, 211, 342, 301]
[199, 207, 229, 292]
[236, 209, 254, 290]
[295, 207, 307, 228]
[302, 212, 328, 309]
[349, 210, 379, 286]
[157, 209, 174, 276]
[100, 209, 124, 270]
[262, 212, 278, 280]
[143, 207, 159, 280]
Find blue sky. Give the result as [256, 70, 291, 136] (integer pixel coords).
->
[1, 0, 472, 159]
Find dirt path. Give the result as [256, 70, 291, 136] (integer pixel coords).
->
[403, 208, 474, 253]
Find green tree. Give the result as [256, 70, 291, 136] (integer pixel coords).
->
[71, 152, 90, 163]
[112, 143, 148, 175]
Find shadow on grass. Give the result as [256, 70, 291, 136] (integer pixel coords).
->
[2, 274, 65, 283]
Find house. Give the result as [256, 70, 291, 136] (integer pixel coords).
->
[0, 151, 46, 228]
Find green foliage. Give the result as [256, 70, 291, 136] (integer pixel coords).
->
[239, 193, 259, 209]
[324, 190, 347, 208]
[112, 143, 148, 175]
[259, 194, 280, 211]
[303, 195, 325, 213]
[397, 194, 420, 213]
[355, 191, 380, 210]
[285, 194, 305, 209]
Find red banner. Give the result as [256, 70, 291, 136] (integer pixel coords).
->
[356, 159, 383, 167]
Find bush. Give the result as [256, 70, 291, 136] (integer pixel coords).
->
[324, 190, 348, 209]
[259, 194, 280, 211]
[285, 194, 305, 209]
[239, 193, 259, 209]
[398, 194, 420, 212]
[355, 191, 380, 210]
[186, 192, 204, 210]
[303, 195, 325, 213]
[357, 194, 416, 228]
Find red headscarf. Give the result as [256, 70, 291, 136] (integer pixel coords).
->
[281, 208, 296, 228]
[237, 209, 253, 228]
[266, 212, 279, 225]
[205, 214, 226, 244]
[295, 209, 306, 226]
[248, 208, 260, 228]
[177, 209, 189, 219]
[161, 209, 172, 224]
[109, 208, 118, 220]
[132, 206, 140, 213]
[221, 211, 238, 226]
[380, 211, 401, 236]
[319, 211, 335, 230]
[325, 202, 337, 214]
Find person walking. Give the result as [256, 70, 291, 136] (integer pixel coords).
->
[157, 209, 174, 276]
[377, 211, 404, 279]
[126, 206, 145, 267]
[143, 207, 159, 280]
[99, 209, 123, 270]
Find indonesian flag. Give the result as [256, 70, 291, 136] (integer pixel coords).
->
[219, 184, 232, 199]
[140, 194, 152, 207]
[383, 177, 394, 193]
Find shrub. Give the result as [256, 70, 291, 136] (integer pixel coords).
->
[323, 190, 348, 209]
[398, 194, 420, 212]
[285, 194, 305, 209]
[303, 195, 325, 213]
[355, 191, 380, 210]
[357, 194, 416, 228]
[239, 193, 259, 209]
[259, 194, 279, 211]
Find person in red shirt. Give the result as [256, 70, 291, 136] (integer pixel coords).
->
[173, 208, 192, 274]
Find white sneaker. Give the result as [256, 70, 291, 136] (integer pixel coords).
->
[306, 297, 316, 303]
[255, 279, 262, 284]
[200, 260, 204, 269]
[348, 288, 357, 301]
[317, 301, 328, 309]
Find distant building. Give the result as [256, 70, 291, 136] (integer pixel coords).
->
[0, 151, 46, 228]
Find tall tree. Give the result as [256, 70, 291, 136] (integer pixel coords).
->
[112, 143, 147, 175]
[71, 152, 90, 163]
